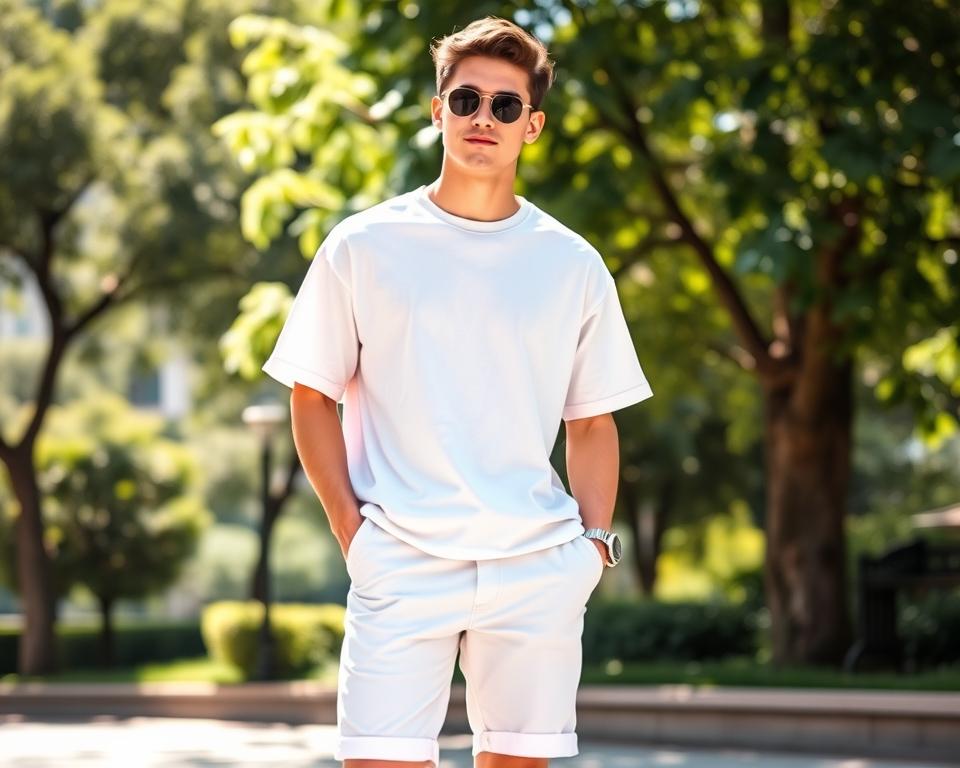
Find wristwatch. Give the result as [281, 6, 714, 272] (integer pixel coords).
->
[583, 527, 622, 567]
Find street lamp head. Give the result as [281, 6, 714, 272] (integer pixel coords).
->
[242, 402, 288, 441]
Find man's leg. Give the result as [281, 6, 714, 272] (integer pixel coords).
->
[475, 753, 548, 768]
[337, 521, 471, 766]
[462, 535, 604, 765]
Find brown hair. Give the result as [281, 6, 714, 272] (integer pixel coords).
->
[429, 16, 556, 111]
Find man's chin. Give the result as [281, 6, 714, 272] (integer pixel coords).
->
[451, 149, 519, 169]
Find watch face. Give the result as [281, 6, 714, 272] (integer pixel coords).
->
[611, 534, 622, 560]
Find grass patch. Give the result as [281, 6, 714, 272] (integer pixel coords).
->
[580, 656, 960, 691]
[2, 656, 245, 684]
[2, 655, 343, 686]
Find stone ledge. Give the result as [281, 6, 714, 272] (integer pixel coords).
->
[2, 682, 958, 763]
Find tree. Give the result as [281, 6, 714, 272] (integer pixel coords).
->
[0, 0, 268, 675]
[0, 395, 211, 667]
[526, 0, 959, 663]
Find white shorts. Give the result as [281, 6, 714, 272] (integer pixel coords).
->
[334, 516, 605, 766]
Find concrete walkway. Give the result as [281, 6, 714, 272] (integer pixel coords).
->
[1, 716, 955, 767]
[4, 682, 958, 763]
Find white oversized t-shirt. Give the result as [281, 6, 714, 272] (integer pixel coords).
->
[262, 184, 653, 560]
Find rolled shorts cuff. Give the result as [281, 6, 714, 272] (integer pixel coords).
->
[335, 735, 439, 765]
[472, 730, 578, 758]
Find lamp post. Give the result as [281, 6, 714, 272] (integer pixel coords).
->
[242, 401, 287, 682]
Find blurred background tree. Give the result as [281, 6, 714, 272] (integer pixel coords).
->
[0, 0, 287, 675]
[1, 395, 210, 667]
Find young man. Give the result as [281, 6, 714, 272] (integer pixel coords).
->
[262, 15, 653, 768]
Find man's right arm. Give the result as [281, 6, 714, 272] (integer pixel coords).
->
[290, 381, 363, 560]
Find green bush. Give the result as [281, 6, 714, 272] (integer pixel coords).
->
[583, 598, 760, 664]
[900, 587, 960, 668]
[3, 597, 757, 678]
[0, 620, 206, 675]
[201, 600, 346, 680]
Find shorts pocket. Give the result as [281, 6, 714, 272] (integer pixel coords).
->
[577, 534, 605, 584]
[345, 517, 375, 579]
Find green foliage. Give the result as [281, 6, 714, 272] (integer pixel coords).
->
[212, 1, 419, 378]
[654, 505, 765, 604]
[0, 0, 104, 219]
[0, 393, 212, 604]
[900, 587, 960, 668]
[581, 656, 960, 691]
[0, 0, 293, 413]
[200, 599, 345, 679]
[354, 0, 958, 438]
[220, 282, 292, 381]
[211, 8, 395, 258]
[269, 511, 349, 603]
[0, 619, 206, 675]
[583, 597, 760, 665]
[902, 327, 960, 448]
[169, 522, 260, 603]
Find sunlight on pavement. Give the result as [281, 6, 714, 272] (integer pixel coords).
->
[0, 716, 951, 767]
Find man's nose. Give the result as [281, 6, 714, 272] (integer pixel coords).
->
[472, 97, 496, 127]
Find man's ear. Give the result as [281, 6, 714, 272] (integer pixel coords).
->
[525, 111, 545, 143]
[431, 96, 442, 130]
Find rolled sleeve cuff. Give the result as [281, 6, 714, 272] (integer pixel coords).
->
[261, 355, 346, 402]
[562, 381, 653, 421]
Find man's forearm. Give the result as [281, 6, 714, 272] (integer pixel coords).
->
[290, 382, 361, 554]
[564, 414, 620, 531]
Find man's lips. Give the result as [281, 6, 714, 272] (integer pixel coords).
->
[465, 136, 497, 144]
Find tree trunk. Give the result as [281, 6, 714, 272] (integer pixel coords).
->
[7, 447, 59, 676]
[98, 593, 115, 668]
[763, 356, 855, 665]
[624, 481, 672, 596]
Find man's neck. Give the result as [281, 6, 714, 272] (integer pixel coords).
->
[426, 176, 520, 222]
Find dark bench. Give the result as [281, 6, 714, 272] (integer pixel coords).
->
[843, 537, 960, 673]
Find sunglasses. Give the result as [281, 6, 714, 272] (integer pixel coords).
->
[440, 86, 535, 124]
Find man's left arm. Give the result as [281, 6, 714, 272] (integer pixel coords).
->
[565, 412, 619, 564]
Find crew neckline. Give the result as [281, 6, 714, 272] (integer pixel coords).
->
[414, 184, 532, 233]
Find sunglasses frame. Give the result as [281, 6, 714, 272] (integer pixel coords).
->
[439, 86, 536, 124]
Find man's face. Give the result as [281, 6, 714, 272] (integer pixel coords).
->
[430, 55, 545, 174]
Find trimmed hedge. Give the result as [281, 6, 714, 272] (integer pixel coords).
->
[582, 598, 760, 664]
[200, 601, 346, 680]
[1, 604, 347, 679]
[0, 619, 206, 675]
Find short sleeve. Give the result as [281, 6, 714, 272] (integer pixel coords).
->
[261, 227, 359, 402]
[562, 271, 653, 421]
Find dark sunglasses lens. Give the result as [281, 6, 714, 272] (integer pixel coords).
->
[449, 88, 480, 116]
[492, 95, 523, 123]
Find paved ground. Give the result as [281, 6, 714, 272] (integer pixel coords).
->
[1, 716, 954, 767]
